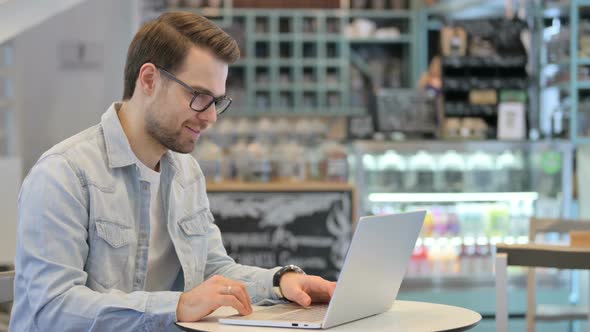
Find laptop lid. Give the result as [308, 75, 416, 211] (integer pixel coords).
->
[322, 210, 425, 328]
[216, 211, 425, 330]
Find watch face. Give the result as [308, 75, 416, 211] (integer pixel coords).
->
[288, 265, 304, 274]
[284, 265, 304, 274]
[274, 265, 305, 286]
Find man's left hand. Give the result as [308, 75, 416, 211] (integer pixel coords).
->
[279, 273, 337, 307]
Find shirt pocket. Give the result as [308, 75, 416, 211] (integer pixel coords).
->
[86, 219, 135, 289]
[177, 209, 212, 274]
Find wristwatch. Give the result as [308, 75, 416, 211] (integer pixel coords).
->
[272, 264, 306, 298]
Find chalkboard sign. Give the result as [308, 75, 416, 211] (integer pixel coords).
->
[208, 185, 355, 281]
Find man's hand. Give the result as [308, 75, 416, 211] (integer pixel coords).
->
[176, 275, 253, 322]
[279, 273, 337, 307]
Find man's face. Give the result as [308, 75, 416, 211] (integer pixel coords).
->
[146, 46, 228, 154]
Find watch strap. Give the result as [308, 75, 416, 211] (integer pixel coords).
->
[273, 264, 305, 287]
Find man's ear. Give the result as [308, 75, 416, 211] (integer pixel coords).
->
[137, 63, 159, 97]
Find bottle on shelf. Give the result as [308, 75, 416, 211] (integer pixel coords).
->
[274, 117, 291, 142]
[379, 150, 407, 192]
[214, 117, 236, 149]
[319, 140, 349, 183]
[273, 139, 307, 182]
[465, 151, 496, 192]
[421, 210, 435, 237]
[257, 117, 276, 143]
[226, 138, 249, 181]
[474, 237, 493, 274]
[363, 154, 381, 191]
[459, 236, 478, 275]
[406, 150, 437, 192]
[245, 138, 273, 183]
[235, 117, 255, 143]
[438, 150, 466, 192]
[496, 150, 526, 192]
[485, 205, 510, 238]
[431, 206, 448, 237]
[294, 118, 315, 146]
[409, 239, 429, 277]
[244, 118, 275, 182]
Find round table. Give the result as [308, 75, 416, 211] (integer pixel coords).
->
[176, 300, 482, 332]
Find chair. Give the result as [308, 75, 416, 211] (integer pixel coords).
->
[0, 271, 14, 304]
[495, 218, 590, 332]
[0, 271, 14, 332]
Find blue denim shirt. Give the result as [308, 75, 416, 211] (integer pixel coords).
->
[10, 103, 281, 332]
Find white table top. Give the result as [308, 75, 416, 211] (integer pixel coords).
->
[176, 300, 481, 332]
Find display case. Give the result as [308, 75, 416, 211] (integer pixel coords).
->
[351, 140, 575, 326]
[353, 139, 573, 276]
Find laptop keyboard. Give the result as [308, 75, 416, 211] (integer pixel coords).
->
[250, 304, 329, 322]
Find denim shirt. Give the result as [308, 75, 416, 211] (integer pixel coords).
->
[10, 103, 281, 332]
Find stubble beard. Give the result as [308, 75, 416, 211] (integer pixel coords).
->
[145, 105, 196, 154]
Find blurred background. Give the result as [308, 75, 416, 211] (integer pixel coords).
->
[2, 0, 590, 331]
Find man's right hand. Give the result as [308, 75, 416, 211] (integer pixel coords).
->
[176, 275, 253, 322]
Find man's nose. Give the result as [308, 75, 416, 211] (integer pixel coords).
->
[197, 103, 217, 124]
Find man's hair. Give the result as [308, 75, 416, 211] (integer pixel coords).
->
[122, 11, 240, 100]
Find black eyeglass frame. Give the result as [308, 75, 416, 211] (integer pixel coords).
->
[155, 65, 232, 115]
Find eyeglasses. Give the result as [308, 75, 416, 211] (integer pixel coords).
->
[156, 66, 232, 115]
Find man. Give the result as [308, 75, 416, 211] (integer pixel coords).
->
[10, 12, 336, 331]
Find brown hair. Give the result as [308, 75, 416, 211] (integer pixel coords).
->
[122, 11, 240, 99]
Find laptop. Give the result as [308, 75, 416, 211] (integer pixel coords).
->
[218, 210, 426, 329]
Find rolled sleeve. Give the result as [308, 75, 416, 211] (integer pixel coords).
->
[145, 291, 182, 330]
[10, 154, 180, 332]
[203, 222, 283, 303]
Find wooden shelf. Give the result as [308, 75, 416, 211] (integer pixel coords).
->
[348, 35, 412, 44]
[346, 10, 411, 18]
[206, 181, 355, 192]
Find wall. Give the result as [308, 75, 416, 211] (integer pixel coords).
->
[14, 0, 135, 174]
[0, 0, 134, 266]
[0, 0, 88, 45]
[0, 158, 21, 265]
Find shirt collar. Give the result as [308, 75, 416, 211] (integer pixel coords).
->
[101, 102, 181, 180]
[101, 102, 136, 169]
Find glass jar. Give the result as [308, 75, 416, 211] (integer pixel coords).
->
[194, 138, 224, 182]
[257, 117, 275, 143]
[274, 140, 306, 182]
[294, 118, 314, 146]
[319, 140, 349, 182]
[235, 118, 254, 142]
[245, 139, 273, 182]
[215, 117, 236, 149]
[226, 139, 248, 181]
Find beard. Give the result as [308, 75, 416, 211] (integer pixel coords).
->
[145, 104, 197, 154]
